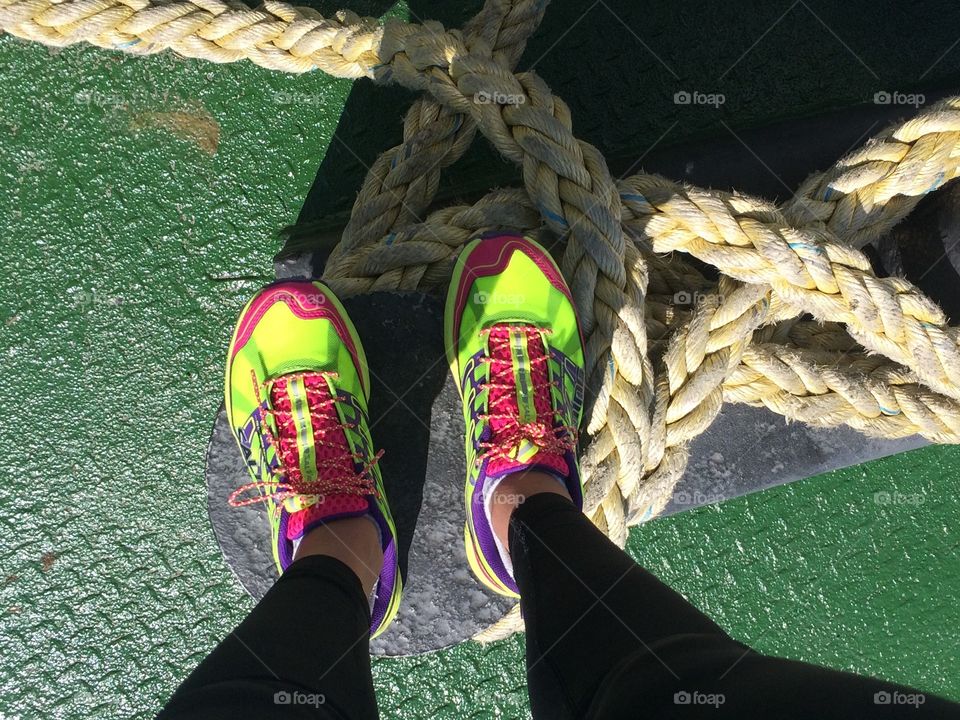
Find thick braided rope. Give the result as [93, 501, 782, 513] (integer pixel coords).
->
[323, 0, 548, 279]
[620, 170, 960, 403]
[728, 343, 960, 443]
[783, 104, 960, 246]
[355, 28, 664, 578]
[356, 32, 955, 506]
[376, 22, 654, 452]
[0, 0, 386, 75]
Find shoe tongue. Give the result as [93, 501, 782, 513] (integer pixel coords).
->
[269, 373, 370, 540]
[485, 326, 570, 479]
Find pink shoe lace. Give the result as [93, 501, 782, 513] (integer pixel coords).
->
[229, 371, 382, 538]
[479, 326, 577, 478]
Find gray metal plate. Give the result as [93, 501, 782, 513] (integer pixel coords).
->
[665, 404, 925, 516]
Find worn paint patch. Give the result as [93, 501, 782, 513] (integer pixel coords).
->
[130, 105, 220, 155]
[40, 551, 58, 572]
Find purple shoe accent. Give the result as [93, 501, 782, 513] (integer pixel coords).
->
[366, 499, 398, 635]
[277, 510, 295, 570]
[564, 451, 584, 508]
[470, 459, 520, 594]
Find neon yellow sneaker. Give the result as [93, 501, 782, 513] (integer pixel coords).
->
[445, 233, 586, 597]
[225, 281, 402, 637]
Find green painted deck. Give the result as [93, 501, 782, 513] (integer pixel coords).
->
[2, 1, 959, 716]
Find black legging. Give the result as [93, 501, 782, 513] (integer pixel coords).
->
[159, 494, 960, 719]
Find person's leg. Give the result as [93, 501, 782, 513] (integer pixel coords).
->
[502, 478, 960, 719]
[161, 280, 405, 718]
[497, 475, 728, 719]
[159, 518, 382, 720]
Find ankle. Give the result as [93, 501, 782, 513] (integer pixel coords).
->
[293, 515, 383, 595]
[489, 470, 572, 553]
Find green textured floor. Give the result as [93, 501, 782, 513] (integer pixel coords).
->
[2, 2, 960, 717]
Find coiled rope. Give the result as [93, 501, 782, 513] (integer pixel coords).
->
[7, 0, 960, 640]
